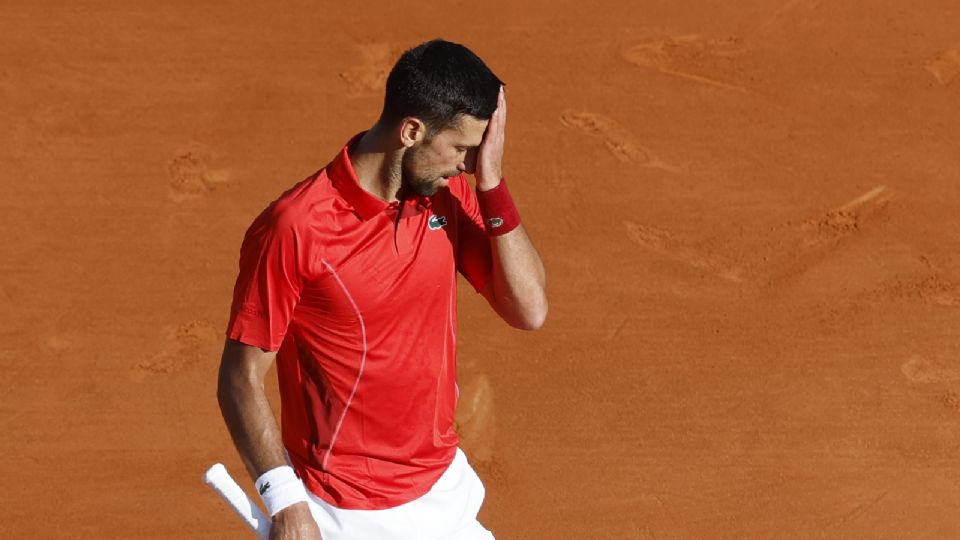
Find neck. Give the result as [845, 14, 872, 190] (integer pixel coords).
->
[349, 122, 405, 203]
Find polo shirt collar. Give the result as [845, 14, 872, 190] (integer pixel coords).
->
[328, 132, 389, 221]
[328, 131, 439, 219]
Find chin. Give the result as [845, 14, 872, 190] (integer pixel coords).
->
[411, 183, 439, 197]
[408, 174, 455, 197]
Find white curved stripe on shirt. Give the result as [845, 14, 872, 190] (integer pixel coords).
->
[319, 259, 368, 473]
[449, 275, 458, 399]
[448, 274, 457, 341]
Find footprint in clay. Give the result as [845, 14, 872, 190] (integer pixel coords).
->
[873, 273, 960, 307]
[455, 374, 495, 464]
[901, 355, 960, 384]
[800, 185, 894, 246]
[941, 391, 960, 413]
[136, 320, 221, 378]
[925, 49, 960, 86]
[621, 34, 751, 94]
[339, 43, 395, 96]
[560, 110, 680, 172]
[623, 220, 744, 282]
[167, 144, 232, 202]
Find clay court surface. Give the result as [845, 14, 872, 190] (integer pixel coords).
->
[4, 0, 960, 538]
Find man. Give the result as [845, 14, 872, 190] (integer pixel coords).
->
[217, 39, 547, 540]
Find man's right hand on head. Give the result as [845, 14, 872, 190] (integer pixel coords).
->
[269, 502, 323, 540]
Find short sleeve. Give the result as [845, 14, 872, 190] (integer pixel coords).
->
[225, 210, 306, 351]
[453, 177, 493, 293]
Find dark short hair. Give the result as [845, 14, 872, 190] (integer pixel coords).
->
[380, 39, 503, 133]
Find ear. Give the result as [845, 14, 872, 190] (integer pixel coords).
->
[399, 117, 427, 148]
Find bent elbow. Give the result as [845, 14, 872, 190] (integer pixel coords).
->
[515, 301, 548, 331]
[518, 317, 546, 331]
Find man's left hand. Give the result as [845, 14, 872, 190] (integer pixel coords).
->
[475, 85, 506, 191]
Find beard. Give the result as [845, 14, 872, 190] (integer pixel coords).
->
[404, 169, 439, 197]
[401, 148, 458, 197]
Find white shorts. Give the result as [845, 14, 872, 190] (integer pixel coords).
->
[305, 448, 495, 540]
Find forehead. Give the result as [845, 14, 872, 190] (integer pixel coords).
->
[434, 115, 488, 145]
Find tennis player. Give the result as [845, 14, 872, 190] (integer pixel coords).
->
[217, 39, 547, 540]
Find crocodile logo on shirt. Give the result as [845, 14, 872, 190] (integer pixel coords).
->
[428, 214, 448, 230]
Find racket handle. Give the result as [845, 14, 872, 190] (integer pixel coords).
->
[203, 463, 271, 540]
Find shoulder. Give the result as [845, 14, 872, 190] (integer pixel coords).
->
[251, 169, 337, 233]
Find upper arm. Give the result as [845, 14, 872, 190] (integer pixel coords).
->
[218, 337, 278, 386]
[225, 211, 307, 352]
[453, 176, 493, 293]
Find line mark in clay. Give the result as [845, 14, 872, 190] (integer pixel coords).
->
[823, 489, 889, 531]
[605, 317, 630, 343]
[560, 110, 681, 172]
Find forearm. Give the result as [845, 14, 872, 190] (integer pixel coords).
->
[474, 87, 547, 330]
[216, 364, 289, 481]
[488, 223, 548, 330]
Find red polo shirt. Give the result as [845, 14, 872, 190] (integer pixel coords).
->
[225, 133, 493, 510]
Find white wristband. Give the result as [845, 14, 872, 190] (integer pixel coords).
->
[255, 465, 310, 517]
